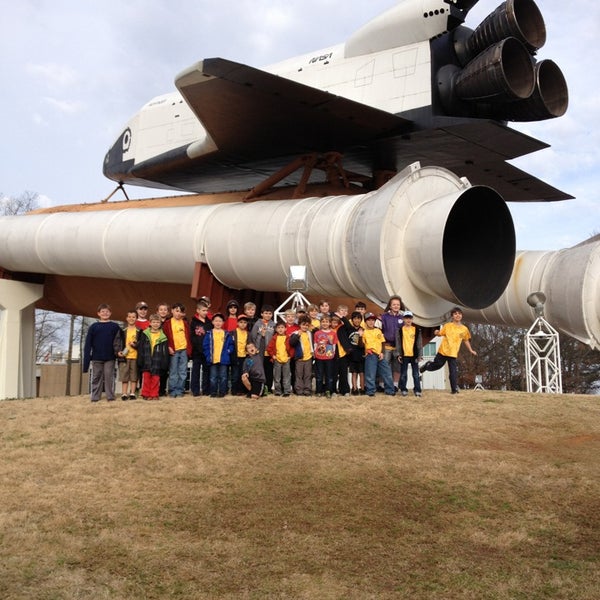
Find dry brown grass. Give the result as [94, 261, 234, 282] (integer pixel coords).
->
[0, 390, 599, 599]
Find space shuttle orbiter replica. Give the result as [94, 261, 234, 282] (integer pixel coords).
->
[2, 0, 599, 400]
[103, 0, 569, 202]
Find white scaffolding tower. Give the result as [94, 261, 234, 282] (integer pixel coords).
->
[274, 265, 311, 321]
[524, 292, 562, 394]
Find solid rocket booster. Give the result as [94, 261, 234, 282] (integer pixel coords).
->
[463, 239, 600, 349]
[0, 163, 515, 326]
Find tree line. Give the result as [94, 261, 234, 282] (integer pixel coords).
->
[458, 323, 600, 394]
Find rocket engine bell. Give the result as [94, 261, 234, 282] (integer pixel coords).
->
[437, 0, 568, 121]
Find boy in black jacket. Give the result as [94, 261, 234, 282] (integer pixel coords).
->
[137, 314, 170, 400]
[190, 300, 212, 396]
[347, 311, 365, 395]
[331, 313, 352, 396]
[396, 311, 423, 397]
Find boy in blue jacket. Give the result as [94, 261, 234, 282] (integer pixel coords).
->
[203, 312, 234, 397]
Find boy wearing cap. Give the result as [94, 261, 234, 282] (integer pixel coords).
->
[396, 311, 423, 397]
[266, 321, 293, 396]
[362, 312, 395, 397]
[134, 301, 150, 330]
[224, 299, 240, 332]
[289, 315, 314, 396]
[420, 307, 476, 394]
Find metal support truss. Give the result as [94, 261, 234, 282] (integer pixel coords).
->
[525, 316, 563, 394]
[274, 291, 312, 322]
[243, 152, 377, 201]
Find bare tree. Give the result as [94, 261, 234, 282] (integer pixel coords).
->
[458, 323, 600, 394]
[560, 334, 600, 394]
[459, 323, 526, 391]
[35, 310, 68, 362]
[1, 190, 39, 215]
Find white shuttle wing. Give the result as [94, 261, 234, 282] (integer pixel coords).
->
[175, 58, 412, 159]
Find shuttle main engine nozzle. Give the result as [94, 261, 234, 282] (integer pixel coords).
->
[461, 0, 546, 61]
[438, 0, 568, 121]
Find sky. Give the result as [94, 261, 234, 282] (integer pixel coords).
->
[1, 0, 599, 251]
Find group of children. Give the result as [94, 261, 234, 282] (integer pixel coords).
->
[83, 296, 476, 402]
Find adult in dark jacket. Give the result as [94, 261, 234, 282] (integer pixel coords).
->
[380, 295, 406, 387]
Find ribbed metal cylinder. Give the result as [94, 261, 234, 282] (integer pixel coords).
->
[466, 0, 546, 58]
[0, 163, 515, 325]
[495, 60, 569, 121]
[455, 37, 535, 101]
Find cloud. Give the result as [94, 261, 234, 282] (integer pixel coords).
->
[32, 112, 46, 126]
[36, 194, 54, 209]
[43, 97, 85, 114]
[26, 62, 78, 88]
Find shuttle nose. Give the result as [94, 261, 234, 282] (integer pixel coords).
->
[103, 127, 133, 182]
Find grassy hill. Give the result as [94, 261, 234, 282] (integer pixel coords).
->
[0, 391, 598, 599]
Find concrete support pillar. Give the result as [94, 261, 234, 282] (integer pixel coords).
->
[0, 280, 43, 399]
